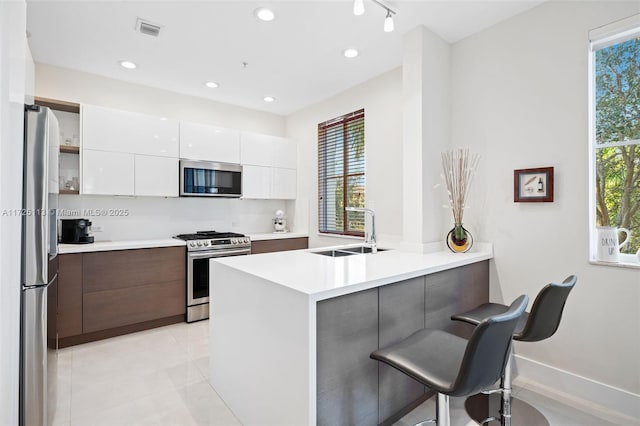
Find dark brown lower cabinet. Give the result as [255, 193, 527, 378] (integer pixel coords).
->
[57, 246, 186, 347]
[58, 253, 83, 338]
[250, 237, 308, 254]
[316, 261, 489, 426]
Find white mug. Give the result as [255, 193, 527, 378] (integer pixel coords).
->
[596, 226, 630, 262]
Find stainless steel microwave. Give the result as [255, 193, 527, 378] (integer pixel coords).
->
[179, 160, 242, 197]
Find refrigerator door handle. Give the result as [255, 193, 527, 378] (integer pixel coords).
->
[23, 107, 50, 286]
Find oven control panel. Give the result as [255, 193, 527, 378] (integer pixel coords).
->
[186, 237, 251, 251]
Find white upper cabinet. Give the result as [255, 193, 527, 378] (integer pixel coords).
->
[271, 168, 297, 200]
[242, 166, 296, 200]
[134, 155, 178, 197]
[240, 132, 296, 169]
[179, 122, 241, 163]
[82, 149, 134, 196]
[82, 105, 179, 157]
[242, 165, 272, 199]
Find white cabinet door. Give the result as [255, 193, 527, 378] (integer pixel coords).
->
[271, 168, 297, 200]
[242, 165, 272, 199]
[179, 122, 240, 163]
[82, 149, 134, 195]
[134, 155, 178, 197]
[82, 105, 179, 157]
[240, 132, 296, 169]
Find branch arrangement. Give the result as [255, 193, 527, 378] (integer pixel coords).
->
[441, 148, 480, 225]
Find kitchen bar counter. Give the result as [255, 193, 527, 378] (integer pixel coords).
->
[213, 242, 491, 301]
[209, 244, 492, 425]
[58, 238, 186, 254]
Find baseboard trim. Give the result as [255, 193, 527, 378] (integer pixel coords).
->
[514, 354, 640, 422]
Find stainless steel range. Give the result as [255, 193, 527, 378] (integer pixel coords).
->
[174, 231, 251, 322]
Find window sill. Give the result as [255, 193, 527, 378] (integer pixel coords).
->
[316, 233, 364, 241]
[589, 254, 640, 270]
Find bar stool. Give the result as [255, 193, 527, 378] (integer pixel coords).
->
[371, 295, 529, 426]
[451, 275, 577, 425]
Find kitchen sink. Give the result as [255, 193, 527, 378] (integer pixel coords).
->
[340, 246, 387, 254]
[312, 245, 388, 257]
[313, 249, 357, 257]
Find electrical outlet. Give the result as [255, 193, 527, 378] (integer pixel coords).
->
[92, 225, 103, 232]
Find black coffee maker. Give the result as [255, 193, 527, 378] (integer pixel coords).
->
[60, 219, 94, 244]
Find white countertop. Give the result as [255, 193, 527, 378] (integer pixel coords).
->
[58, 238, 186, 254]
[212, 243, 493, 300]
[248, 232, 308, 241]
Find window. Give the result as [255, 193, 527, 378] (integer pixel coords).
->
[590, 18, 640, 260]
[318, 109, 365, 236]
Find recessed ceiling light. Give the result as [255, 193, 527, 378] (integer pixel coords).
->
[119, 60, 137, 69]
[343, 48, 359, 58]
[254, 7, 275, 22]
[263, 96, 275, 103]
[204, 81, 219, 89]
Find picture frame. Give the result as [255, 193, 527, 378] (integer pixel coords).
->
[514, 167, 554, 202]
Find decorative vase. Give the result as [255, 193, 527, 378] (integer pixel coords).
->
[446, 224, 473, 253]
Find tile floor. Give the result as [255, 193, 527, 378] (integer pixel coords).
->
[50, 321, 637, 426]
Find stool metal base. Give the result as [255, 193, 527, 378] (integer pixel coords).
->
[465, 393, 549, 426]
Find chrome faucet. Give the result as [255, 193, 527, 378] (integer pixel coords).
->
[345, 207, 377, 253]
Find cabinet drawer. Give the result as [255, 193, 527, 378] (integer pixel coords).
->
[83, 247, 185, 293]
[83, 280, 185, 333]
[250, 237, 308, 254]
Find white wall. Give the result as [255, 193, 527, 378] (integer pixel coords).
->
[35, 63, 291, 239]
[0, 1, 27, 424]
[285, 68, 403, 248]
[451, 0, 640, 402]
[58, 195, 286, 241]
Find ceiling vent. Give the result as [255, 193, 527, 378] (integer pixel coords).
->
[135, 18, 162, 37]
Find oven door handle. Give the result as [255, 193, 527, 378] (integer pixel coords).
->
[188, 249, 251, 259]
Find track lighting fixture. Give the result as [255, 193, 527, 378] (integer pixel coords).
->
[353, 0, 365, 16]
[383, 9, 394, 32]
[353, 0, 396, 32]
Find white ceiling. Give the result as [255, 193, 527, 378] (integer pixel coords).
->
[26, 0, 544, 115]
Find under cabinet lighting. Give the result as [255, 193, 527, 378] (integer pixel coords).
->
[204, 81, 219, 89]
[263, 96, 275, 103]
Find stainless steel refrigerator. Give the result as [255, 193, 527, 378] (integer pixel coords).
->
[20, 105, 59, 426]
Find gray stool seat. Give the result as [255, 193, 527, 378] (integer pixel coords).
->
[372, 329, 467, 395]
[371, 295, 529, 426]
[451, 275, 577, 425]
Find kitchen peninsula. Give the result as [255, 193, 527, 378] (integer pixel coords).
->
[209, 244, 493, 425]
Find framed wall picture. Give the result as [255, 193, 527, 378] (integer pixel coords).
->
[514, 167, 554, 202]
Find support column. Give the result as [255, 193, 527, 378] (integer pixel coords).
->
[402, 26, 451, 252]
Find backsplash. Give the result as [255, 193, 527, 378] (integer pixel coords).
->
[58, 195, 289, 241]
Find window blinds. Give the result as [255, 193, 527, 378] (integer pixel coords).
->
[318, 109, 365, 236]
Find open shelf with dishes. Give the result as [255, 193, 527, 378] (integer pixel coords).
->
[35, 97, 81, 195]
